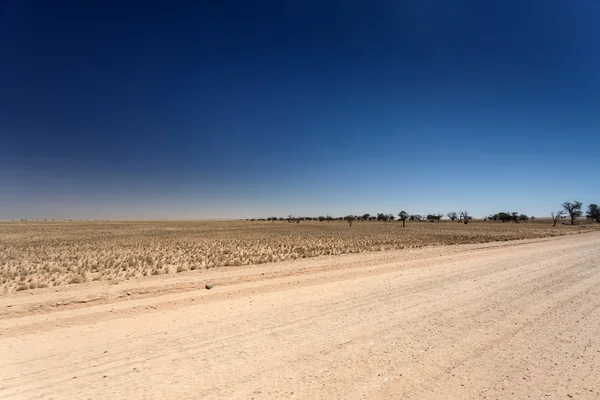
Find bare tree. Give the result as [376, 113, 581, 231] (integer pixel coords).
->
[551, 210, 565, 227]
[398, 211, 408, 227]
[447, 211, 458, 221]
[562, 201, 583, 225]
[459, 210, 469, 224]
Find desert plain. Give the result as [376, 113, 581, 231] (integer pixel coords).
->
[1, 220, 600, 399]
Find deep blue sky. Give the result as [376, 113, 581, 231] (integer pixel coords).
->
[1, 0, 598, 219]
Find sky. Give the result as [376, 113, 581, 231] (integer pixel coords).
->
[1, 0, 599, 220]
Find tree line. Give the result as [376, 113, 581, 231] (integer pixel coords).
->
[250, 201, 599, 227]
[254, 211, 474, 226]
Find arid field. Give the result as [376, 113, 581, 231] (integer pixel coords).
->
[1, 219, 597, 293]
[1, 231, 600, 399]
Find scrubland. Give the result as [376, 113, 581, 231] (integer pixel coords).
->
[0, 220, 597, 293]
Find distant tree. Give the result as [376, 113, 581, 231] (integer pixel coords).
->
[511, 212, 520, 223]
[447, 212, 458, 221]
[587, 204, 600, 222]
[459, 210, 469, 224]
[362, 214, 370, 221]
[519, 214, 529, 222]
[398, 211, 409, 227]
[344, 215, 356, 227]
[562, 201, 583, 225]
[427, 214, 443, 222]
[326, 215, 333, 222]
[496, 212, 511, 222]
[551, 210, 565, 227]
[387, 214, 395, 221]
[376, 213, 388, 222]
[318, 216, 325, 222]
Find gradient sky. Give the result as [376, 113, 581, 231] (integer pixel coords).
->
[1, 0, 599, 219]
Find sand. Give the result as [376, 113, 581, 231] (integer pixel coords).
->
[1, 232, 599, 399]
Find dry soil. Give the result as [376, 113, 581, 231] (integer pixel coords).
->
[1, 232, 599, 399]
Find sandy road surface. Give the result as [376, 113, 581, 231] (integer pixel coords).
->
[1, 233, 600, 399]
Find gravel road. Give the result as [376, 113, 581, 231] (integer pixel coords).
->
[1, 232, 599, 399]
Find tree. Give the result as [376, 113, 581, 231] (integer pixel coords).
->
[426, 213, 443, 222]
[387, 214, 395, 221]
[562, 201, 583, 225]
[587, 204, 600, 222]
[344, 215, 356, 227]
[519, 214, 529, 222]
[398, 211, 408, 227]
[496, 212, 511, 222]
[427, 214, 443, 222]
[551, 210, 565, 227]
[362, 214, 370, 221]
[447, 212, 458, 221]
[376, 213, 389, 222]
[511, 212, 520, 223]
[459, 210, 469, 224]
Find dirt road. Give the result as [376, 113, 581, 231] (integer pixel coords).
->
[1, 233, 600, 399]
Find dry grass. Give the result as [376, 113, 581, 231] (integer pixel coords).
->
[1, 220, 597, 293]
